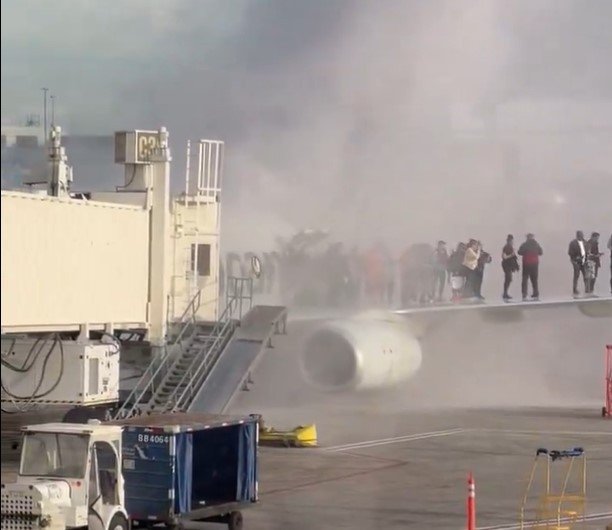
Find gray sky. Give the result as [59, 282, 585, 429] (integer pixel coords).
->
[3, 0, 611, 131]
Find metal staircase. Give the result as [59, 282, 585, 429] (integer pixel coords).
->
[113, 277, 253, 419]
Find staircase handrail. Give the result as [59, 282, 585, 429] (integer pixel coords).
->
[157, 296, 239, 412]
[170, 289, 202, 344]
[113, 289, 202, 419]
[172, 314, 236, 412]
[178, 289, 202, 324]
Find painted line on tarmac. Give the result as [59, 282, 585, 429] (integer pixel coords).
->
[476, 428, 612, 436]
[477, 511, 612, 529]
[324, 428, 467, 452]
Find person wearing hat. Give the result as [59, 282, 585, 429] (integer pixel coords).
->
[518, 233, 543, 301]
[501, 234, 519, 300]
[431, 240, 449, 302]
[585, 232, 603, 294]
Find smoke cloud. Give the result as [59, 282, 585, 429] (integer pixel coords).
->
[2, 0, 612, 298]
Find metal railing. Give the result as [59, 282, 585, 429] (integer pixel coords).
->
[183, 139, 224, 202]
[154, 295, 240, 413]
[113, 277, 252, 419]
[225, 276, 253, 320]
[169, 288, 202, 341]
[113, 289, 203, 419]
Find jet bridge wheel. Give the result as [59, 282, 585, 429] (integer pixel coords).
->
[226, 511, 243, 530]
[195, 510, 243, 529]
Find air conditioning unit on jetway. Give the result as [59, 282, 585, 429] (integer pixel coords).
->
[1, 340, 119, 406]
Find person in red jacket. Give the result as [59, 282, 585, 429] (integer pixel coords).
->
[517, 233, 543, 301]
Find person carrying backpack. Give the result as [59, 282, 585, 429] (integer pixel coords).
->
[501, 234, 519, 300]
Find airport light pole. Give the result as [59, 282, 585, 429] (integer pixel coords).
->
[42, 87, 49, 141]
[50, 95, 55, 128]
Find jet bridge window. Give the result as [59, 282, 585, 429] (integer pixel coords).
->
[191, 243, 211, 277]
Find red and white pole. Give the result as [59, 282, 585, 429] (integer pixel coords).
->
[467, 472, 476, 530]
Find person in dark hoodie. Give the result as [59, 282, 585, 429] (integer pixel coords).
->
[518, 233, 543, 301]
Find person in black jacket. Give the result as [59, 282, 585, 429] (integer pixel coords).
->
[585, 232, 603, 294]
[501, 234, 519, 300]
[518, 233, 543, 301]
[568, 230, 587, 296]
[473, 246, 492, 300]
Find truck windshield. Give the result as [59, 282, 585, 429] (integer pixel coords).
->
[20, 432, 89, 478]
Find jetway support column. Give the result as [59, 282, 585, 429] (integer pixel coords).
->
[148, 129, 172, 347]
[113, 127, 173, 349]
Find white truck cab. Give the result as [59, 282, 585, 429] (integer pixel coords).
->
[1, 422, 128, 530]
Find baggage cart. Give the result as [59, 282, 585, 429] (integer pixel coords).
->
[113, 413, 259, 529]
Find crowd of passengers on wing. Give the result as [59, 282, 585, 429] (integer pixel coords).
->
[266, 227, 612, 307]
[420, 231, 611, 304]
[268, 231, 612, 308]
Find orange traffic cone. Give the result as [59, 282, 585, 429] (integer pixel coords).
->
[467, 473, 476, 530]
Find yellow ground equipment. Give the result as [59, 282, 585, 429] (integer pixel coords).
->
[519, 447, 587, 530]
[258, 419, 318, 448]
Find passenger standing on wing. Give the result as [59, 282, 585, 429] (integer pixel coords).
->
[462, 239, 481, 298]
[568, 230, 587, 296]
[585, 232, 603, 294]
[448, 242, 467, 302]
[364, 244, 385, 306]
[473, 244, 492, 300]
[501, 234, 519, 300]
[518, 233, 542, 301]
[383, 249, 396, 307]
[399, 246, 417, 306]
[608, 233, 612, 294]
[431, 240, 449, 302]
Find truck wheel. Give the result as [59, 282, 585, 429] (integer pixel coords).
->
[227, 511, 243, 530]
[108, 513, 129, 530]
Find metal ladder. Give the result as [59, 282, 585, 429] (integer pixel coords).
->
[113, 278, 252, 419]
[148, 306, 237, 413]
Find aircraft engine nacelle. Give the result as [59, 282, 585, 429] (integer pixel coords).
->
[299, 314, 422, 392]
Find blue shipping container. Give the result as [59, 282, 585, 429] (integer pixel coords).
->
[114, 413, 258, 523]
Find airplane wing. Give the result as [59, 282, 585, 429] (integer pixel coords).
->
[286, 296, 612, 329]
[394, 296, 612, 317]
